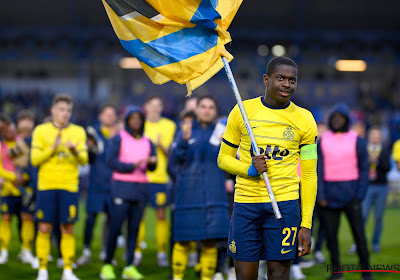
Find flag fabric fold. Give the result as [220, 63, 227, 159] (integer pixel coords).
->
[102, 0, 242, 94]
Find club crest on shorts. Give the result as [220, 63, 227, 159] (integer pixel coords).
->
[36, 209, 44, 219]
[229, 240, 236, 253]
[1, 203, 8, 212]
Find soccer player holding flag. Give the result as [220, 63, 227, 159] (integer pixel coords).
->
[31, 94, 88, 280]
[218, 57, 318, 280]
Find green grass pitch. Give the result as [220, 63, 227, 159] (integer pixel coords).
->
[0, 203, 399, 280]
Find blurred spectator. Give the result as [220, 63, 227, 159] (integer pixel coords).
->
[393, 139, 400, 171]
[349, 126, 392, 254]
[317, 103, 371, 280]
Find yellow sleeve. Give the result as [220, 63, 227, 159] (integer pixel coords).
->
[218, 106, 250, 176]
[300, 111, 318, 146]
[217, 141, 249, 177]
[221, 105, 241, 146]
[300, 155, 317, 229]
[0, 146, 16, 182]
[393, 140, 400, 162]
[299, 112, 318, 229]
[74, 128, 88, 166]
[1, 181, 20, 196]
[163, 121, 176, 148]
[30, 127, 55, 167]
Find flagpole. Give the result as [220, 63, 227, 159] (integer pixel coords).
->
[222, 57, 282, 220]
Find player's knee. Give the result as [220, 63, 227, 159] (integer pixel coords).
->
[201, 239, 216, 248]
[235, 268, 257, 280]
[267, 263, 290, 280]
[38, 222, 52, 234]
[20, 212, 34, 221]
[61, 223, 74, 234]
[176, 241, 191, 250]
[1, 214, 11, 221]
[156, 208, 166, 220]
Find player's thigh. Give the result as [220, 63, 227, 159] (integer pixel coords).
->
[59, 190, 79, 225]
[228, 202, 265, 262]
[233, 259, 259, 280]
[1, 196, 21, 220]
[263, 200, 300, 261]
[267, 260, 291, 280]
[35, 190, 57, 224]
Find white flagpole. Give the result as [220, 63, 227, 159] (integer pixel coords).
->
[222, 57, 282, 220]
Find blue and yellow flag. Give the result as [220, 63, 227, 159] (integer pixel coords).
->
[102, 0, 242, 94]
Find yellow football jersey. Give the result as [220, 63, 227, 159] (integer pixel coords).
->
[393, 139, 400, 162]
[31, 122, 88, 192]
[145, 117, 176, 184]
[222, 97, 318, 203]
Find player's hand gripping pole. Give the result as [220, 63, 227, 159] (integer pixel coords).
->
[222, 57, 282, 220]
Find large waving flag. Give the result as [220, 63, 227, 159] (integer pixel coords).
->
[102, 0, 242, 94]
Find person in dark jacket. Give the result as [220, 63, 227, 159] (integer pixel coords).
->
[100, 106, 157, 280]
[77, 104, 118, 265]
[317, 103, 371, 280]
[170, 96, 229, 280]
[349, 126, 391, 254]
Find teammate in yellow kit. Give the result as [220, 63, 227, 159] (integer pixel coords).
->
[218, 57, 318, 280]
[0, 114, 27, 264]
[31, 94, 88, 280]
[136, 96, 176, 267]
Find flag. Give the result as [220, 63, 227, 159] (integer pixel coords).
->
[102, 0, 242, 94]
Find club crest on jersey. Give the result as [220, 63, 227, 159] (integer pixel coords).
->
[283, 127, 295, 140]
[229, 240, 237, 253]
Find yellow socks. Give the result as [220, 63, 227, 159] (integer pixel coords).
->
[36, 231, 50, 269]
[0, 220, 11, 250]
[172, 242, 190, 280]
[200, 246, 217, 280]
[60, 233, 75, 269]
[21, 220, 35, 250]
[156, 219, 168, 253]
[135, 220, 146, 253]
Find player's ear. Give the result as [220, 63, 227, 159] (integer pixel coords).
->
[263, 74, 269, 86]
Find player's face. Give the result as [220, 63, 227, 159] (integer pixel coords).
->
[3, 123, 16, 141]
[196, 98, 217, 124]
[330, 113, 347, 131]
[145, 98, 163, 117]
[263, 65, 297, 107]
[127, 112, 143, 131]
[99, 107, 117, 127]
[17, 118, 34, 137]
[51, 101, 72, 127]
[368, 129, 382, 145]
[184, 98, 198, 112]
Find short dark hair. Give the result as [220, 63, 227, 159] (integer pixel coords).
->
[52, 93, 73, 106]
[197, 95, 218, 108]
[145, 95, 164, 104]
[17, 110, 35, 123]
[180, 110, 196, 121]
[0, 113, 13, 125]
[266, 56, 298, 76]
[98, 104, 117, 114]
[368, 125, 382, 132]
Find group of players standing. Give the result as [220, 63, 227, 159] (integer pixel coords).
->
[0, 86, 238, 280]
[2, 56, 389, 280]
